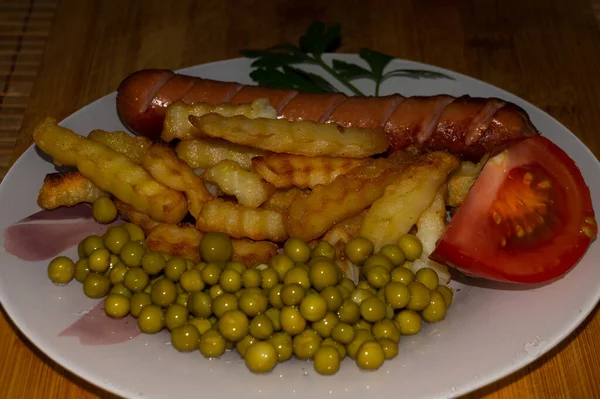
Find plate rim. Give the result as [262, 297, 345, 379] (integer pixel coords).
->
[1, 54, 599, 399]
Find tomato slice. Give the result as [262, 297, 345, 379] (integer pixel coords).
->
[430, 135, 597, 283]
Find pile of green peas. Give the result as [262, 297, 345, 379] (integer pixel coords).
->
[47, 219, 453, 375]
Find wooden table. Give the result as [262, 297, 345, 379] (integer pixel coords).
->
[2, 0, 600, 397]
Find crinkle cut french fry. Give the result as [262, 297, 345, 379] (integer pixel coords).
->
[360, 152, 460, 251]
[114, 199, 161, 235]
[88, 129, 152, 163]
[145, 222, 278, 265]
[202, 160, 275, 208]
[145, 223, 203, 262]
[162, 98, 277, 142]
[285, 151, 418, 242]
[196, 198, 288, 242]
[252, 153, 370, 189]
[260, 188, 304, 213]
[141, 143, 213, 219]
[188, 113, 389, 158]
[33, 118, 188, 224]
[175, 138, 267, 171]
[37, 171, 106, 210]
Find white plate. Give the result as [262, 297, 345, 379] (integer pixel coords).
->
[1, 55, 599, 399]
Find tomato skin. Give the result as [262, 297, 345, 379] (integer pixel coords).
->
[431, 135, 597, 284]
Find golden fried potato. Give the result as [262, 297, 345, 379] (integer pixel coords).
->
[88, 130, 152, 163]
[162, 98, 277, 142]
[252, 154, 369, 189]
[145, 223, 278, 265]
[34, 118, 188, 224]
[231, 239, 278, 266]
[176, 138, 268, 171]
[188, 114, 389, 158]
[146, 223, 203, 262]
[141, 143, 213, 219]
[413, 185, 451, 284]
[260, 188, 304, 213]
[285, 151, 419, 242]
[196, 198, 288, 242]
[447, 160, 484, 207]
[114, 199, 161, 235]
[360, 152, 460, 251]
[37, 171, 106, 210]
[202, 160, 274, 208]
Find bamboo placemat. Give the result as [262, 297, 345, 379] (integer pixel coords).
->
[0, 0, 55, 181]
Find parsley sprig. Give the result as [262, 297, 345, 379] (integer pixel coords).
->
[241, 22, 453, 96]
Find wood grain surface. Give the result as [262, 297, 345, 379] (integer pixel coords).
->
[2, 0, 600, 398]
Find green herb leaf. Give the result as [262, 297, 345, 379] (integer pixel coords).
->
[359, 48, 395, 79]
[249, 67, 334, 93]
[331, 59, 371, 80]
[383, 68, 454, 80]
[241, 22, 454, 95]
[299, 21, 341, 56]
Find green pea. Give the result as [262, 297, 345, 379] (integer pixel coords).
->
[394, 309, 422, 335]
[218, 309, 249, 342]
[148, 278, 175, 307]
[137, 304, 165, 334]
[398, 234, 423, 261]
[292, 328, 321, 359]
[122, 223, 145, 242]
[130, 292, 152, 318]
[110, 282, 132, 298]
[238, 288, 268, 317]
[104, 293, 130, 318]
[47, 256, 75, 285]
[165, 303, 189, 330]
[199, 232, 232, 262]
[313, 345, 340, 375]
[188, 291, 212, 318]
[141, 252, 166, 275]
[120, 241, 146, 268]
[283, 237, 311, 263]
[212, 293, 238, 318]
[199, 329, 226, 358]
[92, 196, 117, 223]
[88, 248, 111, 273]
[407, 282, 431, 311]
[378, 244, 406, 266]
[171, 323, 200, 352]
[249, 313, 274, 340]
[241, 268, 262, 288]
[245, 341, 278, 373]
[421, 290, 447, 323]
[103, 226, 130, 255]
[311, 241, 336, 261]
[268, 332, 293, 362]
[165, 257, 188, 282]
[123, 267, 149, 293]
[83, 273, 111, 298]
[437, 285, 454, 307]
[74, 259, 91, 283]
[356, 340, 385, 370]
[416, 267, 439, 291]
[280, 306, 306, 336]
[82, 235, 104, 257]
[344, 237, 374, 265]
[260, 267, 279, 290]
[269, 254, 295, 280]
[219, 269, 242, 293]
